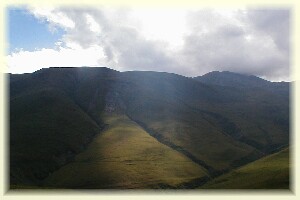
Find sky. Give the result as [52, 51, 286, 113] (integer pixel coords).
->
[6, 6, 290, 81]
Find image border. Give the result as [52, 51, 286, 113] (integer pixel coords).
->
[1, 0, 299, 199]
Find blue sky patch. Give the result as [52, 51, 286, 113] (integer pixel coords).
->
[7, 7, 65, 53]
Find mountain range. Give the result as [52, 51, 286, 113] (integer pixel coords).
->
[9, 67, 290, 189]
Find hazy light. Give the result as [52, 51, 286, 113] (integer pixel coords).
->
[130, 9, 188, 49]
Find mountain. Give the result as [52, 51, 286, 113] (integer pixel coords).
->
[200, 148, 289, 189]
[194, 71, 269, 87]
[9, 67, 290, 189]
[43, 113, 209, 189]
[194, 71, 289, 97]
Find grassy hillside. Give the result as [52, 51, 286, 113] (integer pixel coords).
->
[117, 71, 288, 173]
[43, 114, 208, 189]
[10, 88, 102, 186]
[200, 148, 289, 189]
[10, 68, 117, 186]
[9, 67, 289, 189]
[195, 71, 289, 153]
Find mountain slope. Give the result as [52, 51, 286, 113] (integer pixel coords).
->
[200, 148, 289, 189]
[43, 113, 208, 189]
[193, 71, 289, 152]
[194, 71, 289, 98]
[116, 71, 288, 170]
[10, 87, 102, 185]
[10, 67, 116, 186]
[194, 71, 269, 87]
[9, 67, 289, 188]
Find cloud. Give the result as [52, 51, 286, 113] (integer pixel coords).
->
[7, 45, 107, 74]
[15, 7, 177, 73]
[176, 9, 290, 81]
[29, 6, 75, 32]
[7, 7, 290, 81]
[59, 7, 178, 71]
[246, 9, 290, 54]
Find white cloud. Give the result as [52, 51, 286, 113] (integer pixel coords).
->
[85, 14, 101, 33]
[7, 45, 107, 74]
[29, 6, 75, 30]
[7, 7, 290, 81]
[130, 8, 188, 50]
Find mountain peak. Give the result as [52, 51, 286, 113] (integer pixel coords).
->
[194, 71, 269, 88]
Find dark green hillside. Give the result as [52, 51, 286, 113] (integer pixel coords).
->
[194, 71, 289, 153]
[200, 148, 289, 189]
[10, 67, 118, 186]
[10, 88, 102, 185]
[9, 67, 289, 188]
[194, 71, 268, 87]
[115, 71, 289, 172]
[194, 71, 289, 98]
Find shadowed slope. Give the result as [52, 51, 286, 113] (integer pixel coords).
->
[10, 88, 101, 185]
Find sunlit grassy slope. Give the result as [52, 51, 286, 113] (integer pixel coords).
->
[200, 148, 289, 189]
[43, 114, 208, 189]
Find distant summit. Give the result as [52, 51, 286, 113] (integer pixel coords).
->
[194, 71, 289, 97]
[194, 71, 271, 88]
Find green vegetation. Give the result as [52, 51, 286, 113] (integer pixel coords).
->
[200, 148, 289, 189]
[9, 67, 289, 189]
[10, 88, 102, 186]
[43, 114, 208, 189]
[118, 71, 287, 173]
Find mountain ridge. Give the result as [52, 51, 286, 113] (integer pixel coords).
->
[9, 67, 290, 83]
[194, 70, 289, 86]
[9, 66, 289, 189]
